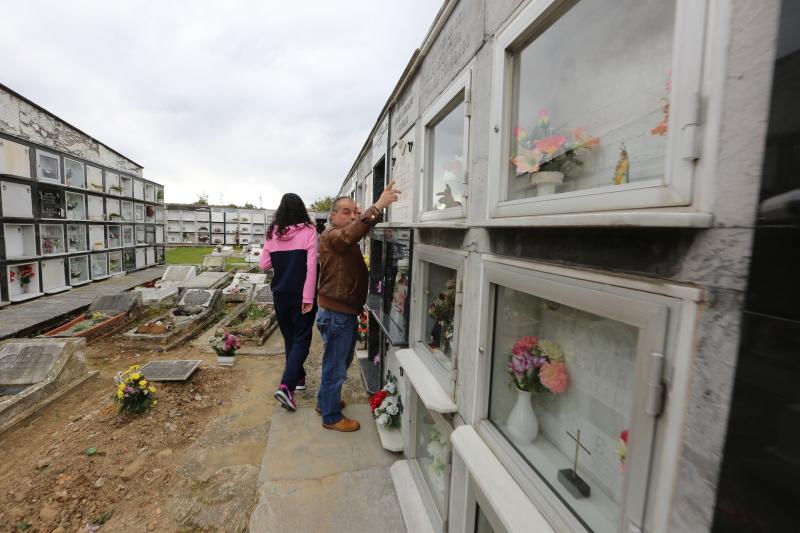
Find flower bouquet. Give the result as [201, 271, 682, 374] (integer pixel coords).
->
[427, 427, 450, 492]
[615, 429, 629, 474]
[113, 365, 156, 414]
[427, 278, 456, 357]
[370, 371, 403, 428]
[505, 336, 569, 442]
[512, 108, 599, 195]
[357, 311, 368, 349]
[11, 265, 37, 293]
[210, 331, 240, 366]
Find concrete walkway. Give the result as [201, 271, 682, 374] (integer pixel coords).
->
[0, 266, 166, 340]
[249, 404, 406, 533]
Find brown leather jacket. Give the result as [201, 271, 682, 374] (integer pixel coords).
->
[317, 205, 382, 315]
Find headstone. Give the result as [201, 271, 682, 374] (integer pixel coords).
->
[88, 292, 143, 316]
[0, 339, 91, 433]
[202, 255, 225, 272]
[179, 271, 231, 290]
[0, 342, 64, 392]
[163, 265, 197, 283]
[252, 284, 274, 305]
[140, 360, 202, 382]
[37, 187, 64, 218]
[179, 289, 215, 308]
[232, 273, 266, 285]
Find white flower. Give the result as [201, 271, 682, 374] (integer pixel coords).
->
[377, 413, 390, 427]
[387, 404, 399, 416]
[384, 381, 397, 394]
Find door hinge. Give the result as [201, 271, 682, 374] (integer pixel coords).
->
[680, 91, 702, 161]
[645, 351, 666, 417]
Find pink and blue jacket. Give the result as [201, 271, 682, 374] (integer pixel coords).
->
[259, 224, 317, 304]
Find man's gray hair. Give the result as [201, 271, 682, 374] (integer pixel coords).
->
[331, 196, 355, 212]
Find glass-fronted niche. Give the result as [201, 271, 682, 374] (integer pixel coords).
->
[421, 67, 471, 220]
[367, 227, 413, 345]
[489, 0, 707, 218]
[479, 259, 683, 533]
[66, 224, 87, 253]
[413, 245, 465, 397]
[410, 390, 453, 532]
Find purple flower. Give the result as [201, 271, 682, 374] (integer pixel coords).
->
[506, 353, 530, 381]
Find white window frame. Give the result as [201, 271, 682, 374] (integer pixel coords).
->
[419, 64, 472, 222]
[471, 255, 699, 533]
[412, 244, 467, 399]
[486, 0, 710, 225]
[36, 149, 61, 184]
[63, 157, 85, 189]
[406, 386, 455, 533]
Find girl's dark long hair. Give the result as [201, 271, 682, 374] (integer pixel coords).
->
[266, 193, 312, 240]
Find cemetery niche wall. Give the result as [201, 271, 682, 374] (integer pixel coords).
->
[330, 0, 766, 531]
[0, 87, 167, 305]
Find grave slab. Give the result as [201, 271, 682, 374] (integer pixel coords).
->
[140, 359, 202, 381]
[223, 273, 268, 302]
[89, 291, 143, 316]
[0, 338, 95, 433]
[179, 289, 216, 308]
[252, 284, 274, 306]
[42, 292, 143, 342]
[179, 271, 232, 291]
[202, 255, 225, 272]
[135, 265, 197, 304]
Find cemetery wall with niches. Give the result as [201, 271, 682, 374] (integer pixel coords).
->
[0, 85, 166, 305]
[336, 1, 778, 532]
[165, 203, 273, 247]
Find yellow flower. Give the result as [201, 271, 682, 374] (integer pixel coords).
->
[139, 380, 147, 388]
[117, 390, 124, 399]
[131, 373, 141, 381]
[152, 400, 158, 405]
[148, 386, 156, 393]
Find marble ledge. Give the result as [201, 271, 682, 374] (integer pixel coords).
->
[451, 425, 555, 533]
[390, 460, 436, 533]
[396, 348, 457, 414]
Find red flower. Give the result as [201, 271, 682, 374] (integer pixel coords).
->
[369, 390, 388, 414]
[620, 429, 628, 444]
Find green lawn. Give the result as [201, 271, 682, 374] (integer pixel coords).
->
[165, 246, 251, 271]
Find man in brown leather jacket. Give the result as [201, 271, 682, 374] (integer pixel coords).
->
[316, 181, 401, 431]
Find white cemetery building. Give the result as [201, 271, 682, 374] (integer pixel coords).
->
[336, 1, 795, 533]
[0, 84, 166, 305]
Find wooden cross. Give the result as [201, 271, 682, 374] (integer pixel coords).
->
[566, 429, 591, 475]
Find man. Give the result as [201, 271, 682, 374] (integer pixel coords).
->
[316, 181, 401, 431]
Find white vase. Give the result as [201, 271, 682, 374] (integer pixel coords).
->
[529, 171, 564, 196]
[507, 388, 539, 443]
[217, 355, 235, 366]
[21, 282, 31, 294]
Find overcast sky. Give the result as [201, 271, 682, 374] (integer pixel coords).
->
[0, 1, 442, 208]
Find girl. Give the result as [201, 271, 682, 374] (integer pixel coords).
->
[260, 193, 317, 411]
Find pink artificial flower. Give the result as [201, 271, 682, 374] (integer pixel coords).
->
[513, 126, 529, 143]
[511, 147, 542, 174]
[538, 108, 550, 125]
[507, 353, 530, 380]
[534, 135, 567, 157]
[539, 361, 569, 393]
[512, 336, 538, 356]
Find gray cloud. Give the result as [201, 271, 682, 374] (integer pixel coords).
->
[0, 0, 441, 207]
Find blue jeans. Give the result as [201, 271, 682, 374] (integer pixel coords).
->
[316, 307, 358, 425]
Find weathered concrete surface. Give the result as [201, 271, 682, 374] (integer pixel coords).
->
[249, 405, 405, 533]
[167, 355, 280, 532]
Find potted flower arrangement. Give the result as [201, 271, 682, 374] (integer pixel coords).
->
[11, 265, 37, 293]
[370, 371, 403, 428]
[511, 108, 599, 196]
[427, 278, 456, 357]
[356, 311, 368, 350]
[505, 336, 569, 443]
[112, 365, 156, 414]
[210, 331, 240, 366]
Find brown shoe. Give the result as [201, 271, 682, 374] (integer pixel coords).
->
[323, 416, 360, 432]
[315, 400, 346, 415]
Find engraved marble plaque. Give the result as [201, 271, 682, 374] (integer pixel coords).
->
[140, 359, 201, 381]
[253, 284, 274, 305]
[178, 289, 214, 307]
[0, 343, 63, 386]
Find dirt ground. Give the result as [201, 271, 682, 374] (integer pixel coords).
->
[0, 307, 369, 533]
